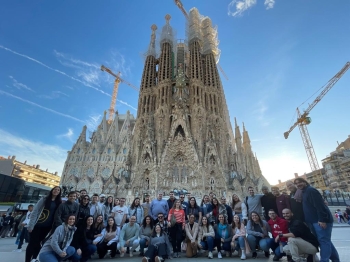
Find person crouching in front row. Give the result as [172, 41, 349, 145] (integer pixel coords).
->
[185, 214, 199, 257]
[142, 224, 172, 262]
[94, 216, 120, 259]
[38, 215, 77, 262]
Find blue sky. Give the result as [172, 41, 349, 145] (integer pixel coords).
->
[0, 0, 349, 184]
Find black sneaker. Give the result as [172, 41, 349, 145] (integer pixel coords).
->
[252, 252, 257, 259]
[306, 254, 314, 262]
[264, 251, 270, 258]
[273, 255, 280, 261]
[139, 252, 144, 256]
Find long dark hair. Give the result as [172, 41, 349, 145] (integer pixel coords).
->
[200, 195, 209, 206]
[44, 186, 62, 209]
[189, 197, 198, 208]
[232, 214, 242, 231]
[151, 224, 164, 237]
[104, 196, 113, 210]
[211, 197, 220, 207]
[106, 217, 117, 232]
[130, 197, 140, 209]
[201, 216, 209, 230]
[250, 211, 264, 228]
[94, 215, 104, 233]
[83, 215, 94, 237]
[142, 215, 154, 229]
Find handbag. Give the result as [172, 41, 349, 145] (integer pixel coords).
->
[170, 212, 176, 226]
[181, 241, 187, 252]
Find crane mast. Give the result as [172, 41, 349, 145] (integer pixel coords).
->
[284, 62, 350, 189]
[101, 65, 139, 123]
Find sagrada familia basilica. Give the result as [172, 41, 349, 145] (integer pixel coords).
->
[60, 7, 270, 201]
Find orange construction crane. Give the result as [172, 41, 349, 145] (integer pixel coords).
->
[101, 65, 139, 122]
[173, 0, 228, 81]
[284, 62, 350, 189]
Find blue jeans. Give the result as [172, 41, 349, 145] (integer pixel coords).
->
[247, 235, 272, 252]
[234, 236, 246, 250]
[39, 246, 75, 262]
[139, 238, 149, 253]
[71, 244, 97, 262]
[200, 236, 214, 252]
[312, 223, 340, 262]
[214, 238, 231, 252]
[266, 238, 286, 258]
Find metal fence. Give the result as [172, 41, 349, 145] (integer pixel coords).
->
[323, 192, 350, 206]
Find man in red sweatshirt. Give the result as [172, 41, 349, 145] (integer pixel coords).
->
[268, 209, 290, 261]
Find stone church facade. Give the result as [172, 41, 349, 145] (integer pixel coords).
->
[60, 8, 270, 201]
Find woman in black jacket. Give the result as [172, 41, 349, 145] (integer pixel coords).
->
[26, 186, 62, 262]
[77, 195, 90, 227]
[70, 216, 97, 262]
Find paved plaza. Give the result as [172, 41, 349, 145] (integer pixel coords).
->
[0, 226, 349, 262]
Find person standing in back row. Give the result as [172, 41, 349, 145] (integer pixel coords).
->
[271, 187, 291, 218]
[245, 187, 263, 217]
[149, 192, 169, 223]
[261, 186, 278, 221]
[294, 177, 340, 262]
[111, 197, 128, 228]
[26, 186, 62, 262]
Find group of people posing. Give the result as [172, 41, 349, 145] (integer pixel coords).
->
[16, 176, 339, 262]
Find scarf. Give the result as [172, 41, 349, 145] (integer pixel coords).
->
[60, 224, 75, 250]
[218, 223, 228, 239]
[293, 189, 303, 202]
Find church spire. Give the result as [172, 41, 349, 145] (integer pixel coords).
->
[158, 15, 174, 82]
[140, 24, 158, 92]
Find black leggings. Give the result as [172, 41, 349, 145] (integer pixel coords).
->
[25, 226, 52, 262]
[97, 241, 117, 258]
[170, 223, 183, 253]
[145, 243, 168, 262]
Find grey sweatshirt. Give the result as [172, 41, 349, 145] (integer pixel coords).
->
[119, 222, 140, 247]
[39, 224, 76, 255]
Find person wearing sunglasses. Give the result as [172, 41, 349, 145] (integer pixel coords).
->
[77, 196, 91, 227]
[156, 213, 169, 235]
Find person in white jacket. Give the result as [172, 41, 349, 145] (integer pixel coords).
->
[94, 217, 120, 258]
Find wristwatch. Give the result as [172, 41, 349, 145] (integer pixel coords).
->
[279, 233, 283, 238]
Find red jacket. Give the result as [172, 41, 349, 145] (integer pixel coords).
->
[268, 216, 289, 242]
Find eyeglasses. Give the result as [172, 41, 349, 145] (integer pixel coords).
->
[180, 197, 184, 198]
[158, 216, 164, 218]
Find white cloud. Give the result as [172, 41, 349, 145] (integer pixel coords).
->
[0, 89, 84, 123]
[39, 90, 70, 100]
[57, 128, 74, 142]
[53, 50, 99, 69]
[9, 75, 34, 92]
[228, 0, 276, 17]
[77, 69, 101, 86]
[1, 45, 141, 112]
[0, 45, 111, 96]
[0, 129, 67, 175]
[86, 113, 102, 132]
[264, 0, 275, 9]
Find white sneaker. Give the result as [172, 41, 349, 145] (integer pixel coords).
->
[218, 252, 222, 259]
[120, 251, 125, 257]
[240, 251, 246, 260]
[129, 249, 133, 257]
[12, 249, 22, 252]
[208, 251, 213, 259]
